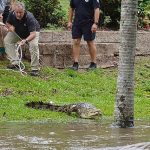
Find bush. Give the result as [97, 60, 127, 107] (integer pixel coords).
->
[21, 0, 150, 30]
[100, 0, 121, 29]
[138, 0, 150, 28]
[23, 0, 66, 28]
[100, 0, 150, 29]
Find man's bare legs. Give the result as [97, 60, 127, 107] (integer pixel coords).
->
[70, 38, 81, 70]
[87, 40, 97, 69]
[70, 39, 97, 70]
[87, 40, 97, 63]
[72, 38, 81, 62]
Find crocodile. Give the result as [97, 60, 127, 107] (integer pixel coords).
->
[25, 101, 102, 119]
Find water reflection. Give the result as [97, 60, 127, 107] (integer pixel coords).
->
[0, 120, 150, 150]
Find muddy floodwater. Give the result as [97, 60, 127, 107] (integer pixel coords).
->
[0, 120, 150, 150]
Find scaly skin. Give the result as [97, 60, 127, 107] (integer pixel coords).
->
[25, 101, 102, 119]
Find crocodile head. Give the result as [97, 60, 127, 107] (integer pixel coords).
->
[76, 103, 102, 119]
[79, 108, 102, 119]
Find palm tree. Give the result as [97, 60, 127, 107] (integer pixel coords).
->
[114, 0, 138, 128]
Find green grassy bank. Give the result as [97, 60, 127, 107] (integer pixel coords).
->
[0, 57, 150, 122]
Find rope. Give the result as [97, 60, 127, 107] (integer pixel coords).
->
[0, 43, 27, 76]
[0, 23, 26, 75]
[0, 24, 49, 75]
[15, 44, 27, 76]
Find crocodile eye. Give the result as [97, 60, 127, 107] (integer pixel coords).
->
[70, 104, 76, 109]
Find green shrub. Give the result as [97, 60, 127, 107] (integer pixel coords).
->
[138, 0, 150, 28]
[100, 0, 121, 29]
[100, 0, 150, 29]
[22, 0, 150, 30]
[23, 0, 66, 28]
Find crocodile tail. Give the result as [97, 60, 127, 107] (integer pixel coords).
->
[25, 101, 60, 111]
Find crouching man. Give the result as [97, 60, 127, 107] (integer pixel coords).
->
[4, 1, 40, 76]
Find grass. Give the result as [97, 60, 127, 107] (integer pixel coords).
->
[0, 57, 150, 122]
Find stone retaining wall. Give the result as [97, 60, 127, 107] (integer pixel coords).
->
[1, 30, 150, 68]
[36, 31, 150, 68]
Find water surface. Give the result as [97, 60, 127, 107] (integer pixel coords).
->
[0, 120, 150, 150]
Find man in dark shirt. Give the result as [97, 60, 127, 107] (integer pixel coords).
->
[68, 0, 100, 70]
[4, 1, 40, 76]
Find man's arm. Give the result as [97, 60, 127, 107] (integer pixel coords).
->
[26, 31, 36, 42]
[19, 31, 36, 45]
[67, 7, 74, 30]
[91, 8, 100, 33]
[20, 13, 39, 45]
[94, 8, 100, 25]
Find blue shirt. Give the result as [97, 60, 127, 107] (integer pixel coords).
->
[70, 0, 100, 25]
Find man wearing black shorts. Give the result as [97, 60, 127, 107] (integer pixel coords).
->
[68, 0, 100, 70]
[4, 1, 40, 76]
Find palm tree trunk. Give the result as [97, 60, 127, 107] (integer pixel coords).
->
[114, 0, 138, 128]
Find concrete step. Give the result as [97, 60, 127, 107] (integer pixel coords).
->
[25, 42, 119, 68]
[1, 30, 150, 68]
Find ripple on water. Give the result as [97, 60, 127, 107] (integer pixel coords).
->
[17, 135, 52, 144]
[71, 142, 150, 150]
[0, 121, 149, 150]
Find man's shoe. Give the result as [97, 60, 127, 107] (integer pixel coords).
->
[30, 70, 39, 76]
[87, 62, 97, 70]
[7, 64, 19, 70]
[70, 62, 79, 71]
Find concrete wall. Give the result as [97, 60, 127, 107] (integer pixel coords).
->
[1, 30, 150, 68]
[34, 31, 150, 68]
